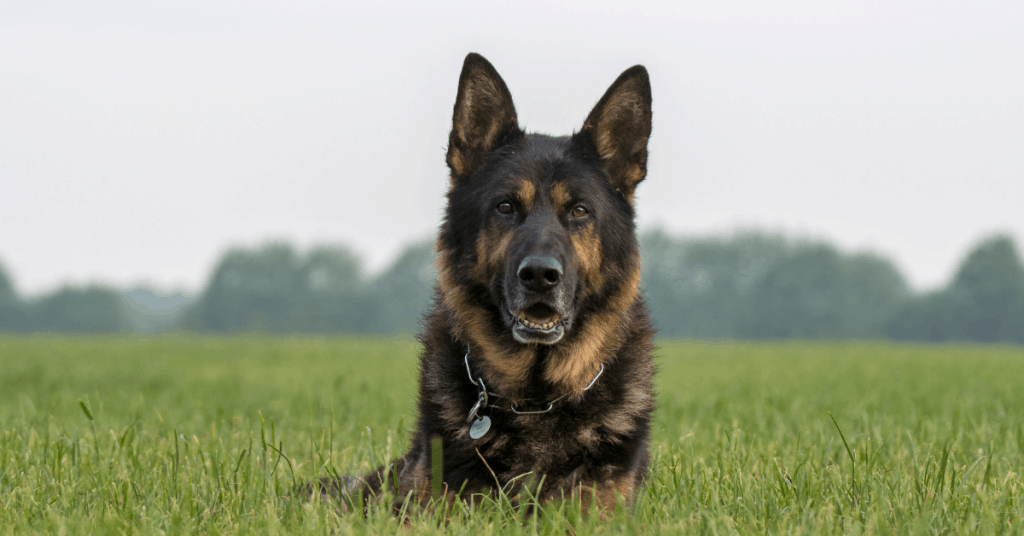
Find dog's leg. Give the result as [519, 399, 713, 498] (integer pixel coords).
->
[311, 457, 409, 514]
[573, 468, 644, 519]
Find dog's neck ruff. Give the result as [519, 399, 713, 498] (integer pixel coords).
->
[463, 345, 603, 424]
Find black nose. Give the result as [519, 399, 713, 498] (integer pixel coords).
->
[517, 257, 563, 292]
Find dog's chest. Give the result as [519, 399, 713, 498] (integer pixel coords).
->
[474, 409, 591, 473]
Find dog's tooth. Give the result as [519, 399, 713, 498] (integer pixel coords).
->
[519, 316, 563, 330]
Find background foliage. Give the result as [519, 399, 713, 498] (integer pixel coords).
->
[1, 232, 1022, 344]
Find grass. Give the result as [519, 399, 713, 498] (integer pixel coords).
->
[0, 335, 1023, 534]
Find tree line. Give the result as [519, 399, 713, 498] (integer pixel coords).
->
[642, 232, 1023, 343]
[0, 231, 1021, 344]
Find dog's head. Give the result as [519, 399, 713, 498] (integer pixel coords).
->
[436, 53, 650, 370]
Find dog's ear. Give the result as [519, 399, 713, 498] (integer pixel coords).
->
[576, 65, 652, 202]
[446, 53, 522, 188]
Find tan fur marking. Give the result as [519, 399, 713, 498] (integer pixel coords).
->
[449, 152, 465, 180]
[544, 310, 617, 396]
[462, 312, 535, 397]
[595, 130, 617, 163]
[488, 234, 513, 274]
[397, 456, 432, 506]
[577, 426, 600, 449]
[436, 243, 537, 397]
[554, 178, 606, 289]
[570, 225, 604, 296]
[454, 76, 505, 145]
[601, 405, 640, 437]
[474, 223, 512, 284]
[516, 177, 536, 212]
[482, 117, 502, 153]
[590, 88, 642, 160]
[544, 255, 642, 396]
[430, 389, 469, 433]
[621, 164, 645, 202]
[550, 182, 571, 208]
[600, 379, 654, 439]
[578, 473, 635, 518]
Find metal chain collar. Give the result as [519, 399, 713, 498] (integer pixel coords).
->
[463, 345, 604, 423]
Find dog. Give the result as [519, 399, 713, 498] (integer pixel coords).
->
[327, 52, 656, 516]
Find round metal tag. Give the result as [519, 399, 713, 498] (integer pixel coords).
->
[469, 416, 491, 439]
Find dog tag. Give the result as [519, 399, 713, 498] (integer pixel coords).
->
[469, 415, 491, 439]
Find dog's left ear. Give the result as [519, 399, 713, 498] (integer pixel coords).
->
[576, 65, 652, 202]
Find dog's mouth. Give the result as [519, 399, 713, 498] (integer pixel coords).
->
[512, 303, 565, 345]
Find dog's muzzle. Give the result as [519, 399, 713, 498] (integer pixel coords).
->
[509, 256, 570, 344]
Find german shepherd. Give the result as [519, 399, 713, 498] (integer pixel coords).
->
[328, 52, 655, 516]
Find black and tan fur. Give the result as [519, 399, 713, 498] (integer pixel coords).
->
[328, 53, 656, 516]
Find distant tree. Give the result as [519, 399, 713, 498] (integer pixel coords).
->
[740, 245, 910, 339]
[26, 286, 129, 333]
[886, 290, 954, 342]
[186, 244, 307, 332]
[366, 239, 437, 334]
[300, 246, 374, 332]
[888, 234, 1024, 344]
[640, 231, 911, 340]
[641, 230, 789, 337]
[0, 261, 23, 331]
[838, 253, 910, 337]
[740, 244, 847, 339]
[945, 235, 1024, 343]
[185, 243, 373, 333]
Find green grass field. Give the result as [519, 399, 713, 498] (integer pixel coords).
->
[1, 336, 1022, 535]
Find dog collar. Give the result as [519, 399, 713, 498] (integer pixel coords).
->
[462, 345, 604, 438]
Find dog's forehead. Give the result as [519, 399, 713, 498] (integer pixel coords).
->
[497, 134, 566, 178]
[497, 134, 601, 194]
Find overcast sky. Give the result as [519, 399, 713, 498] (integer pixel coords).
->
[2, 0, 1022, 296]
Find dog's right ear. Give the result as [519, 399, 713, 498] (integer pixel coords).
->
[446, 53, 522, 188]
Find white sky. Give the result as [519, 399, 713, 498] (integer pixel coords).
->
[1, 0, 1022, 296]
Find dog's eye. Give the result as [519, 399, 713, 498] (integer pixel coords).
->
[571, 205, 588, 218]
[497, 202, 514, 215]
